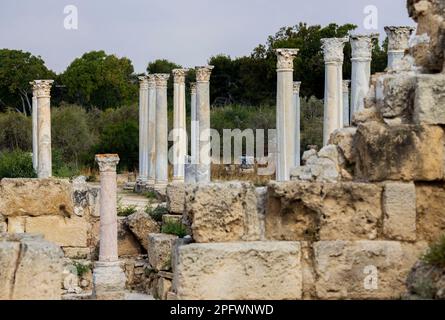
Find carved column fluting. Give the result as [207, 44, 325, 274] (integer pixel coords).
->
[275, 49, 299, 182]
[321, 38, 348, 145]
[342, 80, 351, 127]
[154, 74, 170, 188]
[172, 69, 189, 183]
[195, 66, 214, 183]
[185, 82, 198, 183]
[384, 26, 414, 71]
[147, 75, 157, 185]
[30, 82, 39, 171]
[138, 76, 149, 182]
[293, 81, 302, 167]
[31, 80, 54, 178]
[93, 154, 126, 300]
[350, 34, 376, 117]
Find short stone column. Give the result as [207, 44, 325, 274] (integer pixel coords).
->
[195, 66, 214, 183]
[154, 74, 170, 189]
[384, 26, 414, 71]
[30, 82, 38, 171]
[321, 38, 348, 145]
[293, 81, 302, 167]
[147, 75, 157, 185]
[172, 69, 189, 183]
[93, 154, 126, 300]
[350, 34, 376, 117]
[275, 49, 299, 182]
[138, 76, 149, 182]
[31, 80, 54, 178]
[342, 80, 351, 127]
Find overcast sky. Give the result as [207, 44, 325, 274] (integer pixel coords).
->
[0, 0, 414, 73]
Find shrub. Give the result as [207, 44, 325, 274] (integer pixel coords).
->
[161, 221, 188, 238]
[73, 261, 91, 277]
[146, 205, 168, 222]
[0, 150, 36, 178]
[422, 235, 445, 268]
[0, 111, 32, 152]
[117, 205, 137, 217]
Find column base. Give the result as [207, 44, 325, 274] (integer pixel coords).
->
[172, 176, 185, 184]
[92, 261, 126, 300]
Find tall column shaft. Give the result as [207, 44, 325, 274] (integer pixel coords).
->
[275, 49, 299, 182]
[30, 84, 38, 171]
[95, 154, 120, 262]
[350, 35, 375, 117]
[384, 26, 414, 71]
[321, 38, 348, 145]
[172, 69, 189, 183]
[147, 75, 157, 185]
[32, 80, 54, 178]
[190, 83, 198, 165]
[293, 82, 302, 167]
[138, 76, 149, 181]
[195, 66, 214, 183]
[154, 74, 170, 187]
[342, 80, 351, 127]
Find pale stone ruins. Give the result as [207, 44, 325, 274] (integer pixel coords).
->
[2, 0, 445, 301]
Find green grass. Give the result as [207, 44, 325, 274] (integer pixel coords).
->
[422, 235, 445, 268]
[146, 205, 168, 222]
[117, 205, 137, 217]
[73, 261, 91, 277]
[161, 221, 188, 238]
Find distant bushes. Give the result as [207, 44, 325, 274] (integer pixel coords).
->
[0, 150, 36, 179]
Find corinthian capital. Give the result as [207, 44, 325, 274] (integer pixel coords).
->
[154, 74, 170, 88]
[30, 80, 54, 98]
[147, 74, 156, 88]
[321, 37, 349, 63]
[138, 76, 149, 90]
[384, 26, 414, 52]
[293, 81, 301, 94]
[95, 154, 120, 172]
[350, 34, 378, 61]
[172, 69, 189, 84]
[274, 48, 299, 70]
[195, 66, 214, 82]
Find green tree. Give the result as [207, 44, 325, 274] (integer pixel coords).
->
[0, 49, 55, 114]
[0, 111, 32, 151]
[61, 51, 137, 109]
[147, 59, 182, 109]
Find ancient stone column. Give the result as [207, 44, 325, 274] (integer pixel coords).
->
[30, 82, 38, 171]
[195, 66, 214, 183]
[154, 74, 170, 189]
[93, 154, 126, 300]
[350, 34, 376, 117]
[147, 75, 157, 185]
[190, 82, 198, 166]
[385, 26, 414, 71]
[172, 69, 189, 183]
[275, 49, 299, 182]
[138, 76, 149, 182]
[321, 38, 348, 145]
[31, 80, 54, 178]
[293, 81, 302, 167]
[342, 80, 351, 127]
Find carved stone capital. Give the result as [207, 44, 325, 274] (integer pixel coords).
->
[30, 80, 54, 98]
[293, 81, 301, 94]
[190, 82, 197, 94]
[350, 34, 378, 60]
[172, 69, 189, 84]
[195, 66, 214, 82]
[384, 26, 415, 52]
[274, 48, 299, 70]
[321, 37, 349, 63]
[154, 74, 170, 88]
[95, 154, 120, 172]
[147, 74, 156, 88]
[342, 80, 351, 92]
[138, 76, 149, 90]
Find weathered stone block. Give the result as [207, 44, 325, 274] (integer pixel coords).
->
[0, 178, 74, 217]
[383, 182, 417, 241]
[126, 211, 159, 250]
[414, 74, 445, 125]
[329, 127, 357, 164]
[175, 242, 302, 300]
[0, 233, 64, 300]
[7, 216, 26, 233]
[185, 182, 262, 243]
[26, 216, 89, 247]
[313, 240, 427, 299]
[162, 214, 182, 225]
[166, 184, 186, 214]
[147, 233, 178, 271]
[266, 182, 382, 241]
[354, 122, 444, 181]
